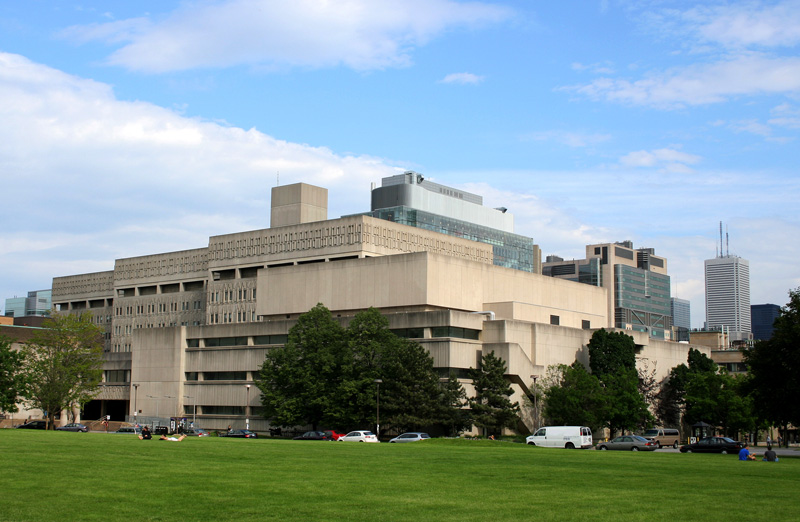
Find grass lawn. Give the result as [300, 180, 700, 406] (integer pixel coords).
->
[1, 431, 798, 521]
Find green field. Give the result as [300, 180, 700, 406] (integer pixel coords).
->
[1, 431, 797, 521]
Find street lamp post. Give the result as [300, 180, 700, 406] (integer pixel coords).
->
[132, 383, 139, 424]
[184, 395, 196, 427]
[373, 379, 382, 438]
[164, 395, 175, 432]
[146, 395, 159, 426]
[530, 375, 539, 431]
[245, 385, 251, 430]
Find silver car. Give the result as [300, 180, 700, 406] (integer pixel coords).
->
[596, 435, 658, 451]
[389, 432, 431, 443]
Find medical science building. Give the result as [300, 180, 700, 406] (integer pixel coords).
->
[50, 176, 705, 434]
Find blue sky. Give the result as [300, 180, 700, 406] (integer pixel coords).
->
[1, 0, 798, 328]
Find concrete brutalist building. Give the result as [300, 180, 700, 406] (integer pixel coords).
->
[51, 181, 704, 433]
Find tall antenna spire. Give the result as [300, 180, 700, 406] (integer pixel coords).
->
[719, 221, 723, 258]
[726, 224, 729, 257]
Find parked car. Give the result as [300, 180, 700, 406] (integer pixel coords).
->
[323, 429, 345, 440]
[182, 428, 210, 437]
[222, 429, 258, 438]
[293, 431, 334, 441]
[680, 436, 744, 454]
[642, 428, 681, 449]
[525, 426, 593, 449]
[338, 430, 379, 443]
[55, 423, 89, 433]
[389, 432, 431, 443]
[596, 435, 657, 451]
[16, 420, 47, 430]
[113, 426, 142, 435]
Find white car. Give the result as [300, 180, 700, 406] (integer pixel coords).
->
[338, 430, 379, 442]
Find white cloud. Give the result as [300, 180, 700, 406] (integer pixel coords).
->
[566, 55, 800, 108]
[60, 0, 513, 73]
[439, 72, 485, 85]
[0, 51, 399, 287]
[769, 103, 800, 128]
[619, 147, 701, 172]
[523, 130, 611, 148]
[687, 0, 800, 49]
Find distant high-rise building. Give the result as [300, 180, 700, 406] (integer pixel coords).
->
[4, 289, 51, 318]
[543, 241, 672, 339]
[704, 224, 750, 342]
[751, 304, 781, 341]
[671, 297, 691, 329]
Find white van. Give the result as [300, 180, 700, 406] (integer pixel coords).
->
[526, 426, 593, 449]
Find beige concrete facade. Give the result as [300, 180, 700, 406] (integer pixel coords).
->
[48, 183, 708, 434]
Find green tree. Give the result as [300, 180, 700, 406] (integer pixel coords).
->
[744, 288, 800, 441]
[588, 328, 636, 376]
[256, 303, 347, 429]
[587, 329, 650, 435]
[0, 336, 28, 414]
[437, 372, 471, 436]
[602, 366, 653, 435]
[543, 362, 604, 431]
[654, 348, 719, 429]
[685, 371, 754, 437]
[468, 351, 520, 437]
[21, 313, 104, 429]
[257, 305, 467, 435]
[379, 337, 444, 433]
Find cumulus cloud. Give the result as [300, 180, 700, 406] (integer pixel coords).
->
[0, 51, 399, 281]
[60, 0, 513, 73]
[439, 72, 485, 85]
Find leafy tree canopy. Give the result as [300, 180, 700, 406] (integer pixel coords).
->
[744, 287, 800, 429]
[256, 305, 467, 435]
[543, 362, 604, 432]
[0, 336, 29, 413]
[588, 328, 636, 378]
[21, 313, 104, 429]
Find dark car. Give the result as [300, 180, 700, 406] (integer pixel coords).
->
[596, 435, 657, 451]
[16, 420, 47, 430]
[222, 429, 258, 438]
[293, 431, 334, 441]
[55, 423, 89, 432]
[680, 436, 744, 454]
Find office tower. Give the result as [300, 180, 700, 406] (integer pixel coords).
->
[705, 255, 750, 342]
[543, 241, 672, 339]
[751, 304, 781, 341]
[671, 298, 691, 330]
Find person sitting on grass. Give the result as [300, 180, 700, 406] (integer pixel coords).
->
[159, 434, 187, 442]
[739, 443, 756, 461]
[763, 445, 779, 462]
[138, 426, 152, 440]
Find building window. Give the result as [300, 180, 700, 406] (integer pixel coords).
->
[582, 320, 591, 329]
[550, 315, 560, 326]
